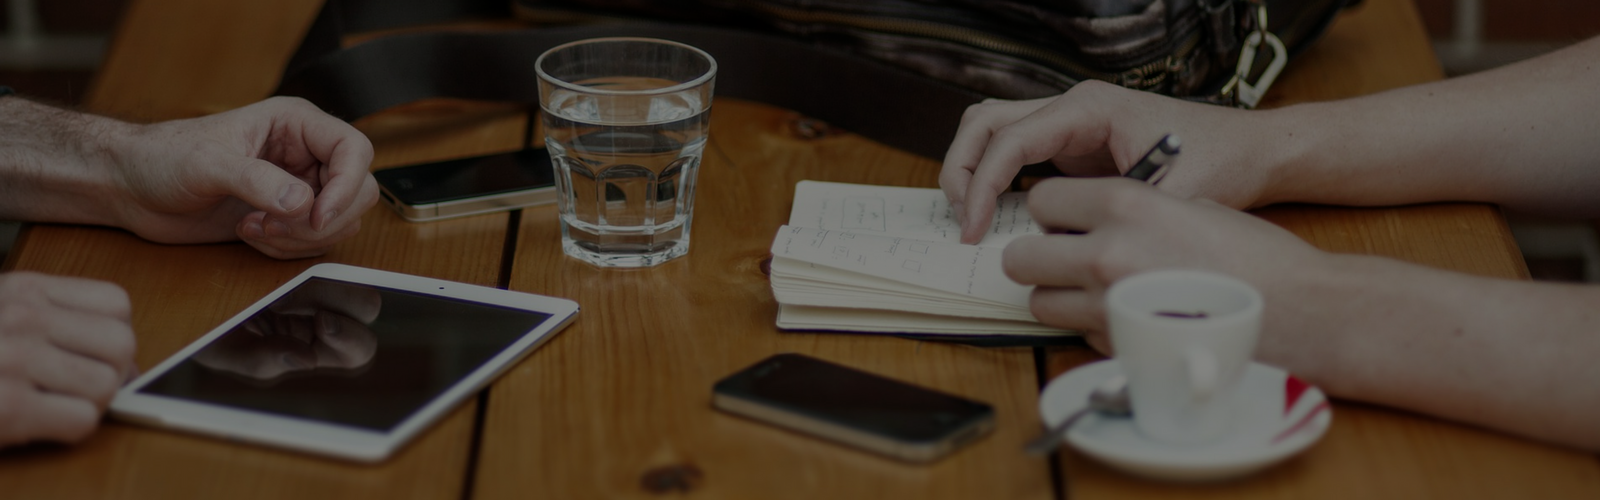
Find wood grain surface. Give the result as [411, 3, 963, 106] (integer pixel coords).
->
[1, 0, 1595, 498]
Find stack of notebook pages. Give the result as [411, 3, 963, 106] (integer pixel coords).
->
[768, 181, 1076, 337]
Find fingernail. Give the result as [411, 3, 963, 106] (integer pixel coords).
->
[278, 184, 310, 212]
[244, 221, 266, 239]
[281, 353, 312, 370]
[319, 209, 338, 231]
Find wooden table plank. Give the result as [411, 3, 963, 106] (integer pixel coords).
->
[0, 1, 526, 499]
[1048, 0, 1600, 497]
[475, 100, 1053, 499]
[86, 0, 325, 122]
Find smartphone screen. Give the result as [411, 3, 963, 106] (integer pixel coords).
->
[375, 148, 555, 206]
[712, 353, 994, 461]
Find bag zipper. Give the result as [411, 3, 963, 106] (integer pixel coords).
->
[1118, 26, 1203, 90]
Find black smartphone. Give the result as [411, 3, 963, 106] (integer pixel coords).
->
[374, 148, 557, 222]
[712, 353, 995, 462]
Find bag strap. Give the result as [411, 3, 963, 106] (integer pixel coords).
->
[278, 0, 986, 160]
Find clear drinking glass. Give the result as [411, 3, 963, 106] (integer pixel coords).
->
[536, 38, 716, 267]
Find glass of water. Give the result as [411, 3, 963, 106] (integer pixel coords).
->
[536, 38, 715, 267]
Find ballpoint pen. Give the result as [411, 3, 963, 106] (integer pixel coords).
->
[1061, 134, 1180, 235]
[1124, 134, 1181, 184]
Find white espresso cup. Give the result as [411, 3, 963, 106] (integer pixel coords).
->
[1106, 269, 1263, 445]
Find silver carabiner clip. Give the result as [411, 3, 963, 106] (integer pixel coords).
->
[1234, 29, 1288, 108]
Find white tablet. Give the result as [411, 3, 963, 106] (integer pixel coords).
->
[111, 263, 579, 462]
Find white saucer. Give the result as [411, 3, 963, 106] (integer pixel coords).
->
[1039, 359, 1332, 482]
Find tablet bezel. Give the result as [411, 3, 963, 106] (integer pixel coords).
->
[110, 263, 579, 462]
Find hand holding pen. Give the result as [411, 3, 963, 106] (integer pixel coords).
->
[1057, 134, 1180, 235]
[1124, 134, 1182, 185]
[943, 132, 1183, 242]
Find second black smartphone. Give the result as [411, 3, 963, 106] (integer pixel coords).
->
[712, 353, 996, 463]
[374, 148, 557, 222]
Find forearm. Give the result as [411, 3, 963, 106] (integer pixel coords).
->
[0, 97, 133, 225]
[1266, 255, 1600, 450]
[1254, 37, 1600, 215]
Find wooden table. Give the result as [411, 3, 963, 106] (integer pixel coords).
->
[3, 0, 1598, 498]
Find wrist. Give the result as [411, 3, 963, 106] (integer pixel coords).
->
[58, 107, 141, 230]
[0, 97, 136, 227]
[1246, 103, 1324, 207]
[87, 117, 147, 230]
[1251, 251, 1382, 391]
[1255, 251, 1473, 400]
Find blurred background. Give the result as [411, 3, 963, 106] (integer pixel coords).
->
[1, 0, 1597, 281]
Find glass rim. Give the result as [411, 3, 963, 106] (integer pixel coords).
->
[535, 37, 717, 97]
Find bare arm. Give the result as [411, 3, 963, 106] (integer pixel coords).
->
[0, 96, 378, 259]
[943, 35, 1600, 243]
[1260, 36, 1600, 214]
[0, 97, 128, 225]
[1288, 253, 1600, 450]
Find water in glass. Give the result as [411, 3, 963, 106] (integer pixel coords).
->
[543, 76, 709, 267]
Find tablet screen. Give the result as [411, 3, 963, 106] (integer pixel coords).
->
[138, 277, 553, 432]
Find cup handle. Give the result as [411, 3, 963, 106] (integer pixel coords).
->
[1187, 348, 1219, 401]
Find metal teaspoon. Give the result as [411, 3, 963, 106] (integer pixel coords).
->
[1025, 375, 1131, 456]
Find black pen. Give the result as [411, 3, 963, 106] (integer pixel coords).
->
[1124, 134, 1181, 184]
[1061, 134, 1180, 235]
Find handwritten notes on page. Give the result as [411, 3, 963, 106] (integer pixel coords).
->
[787, 181, 1041, 248]
[769, 181, 1075, 337]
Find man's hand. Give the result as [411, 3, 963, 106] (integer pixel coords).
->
[0, 272, 136, 448]
[110, 97, 378, 259]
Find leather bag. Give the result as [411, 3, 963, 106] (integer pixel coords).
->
[278, 0, 1356, 160]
